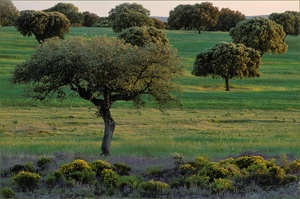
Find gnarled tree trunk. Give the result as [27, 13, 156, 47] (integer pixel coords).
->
[100, 106, 115, 156]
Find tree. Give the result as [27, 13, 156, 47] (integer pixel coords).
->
[213, 8, 245, 31]
[108, 2, 153, 33]
[11, 36, 184, 156]
[151, 17, 166, 29]
[44, 2, 83, 26]
[192, 42, 261, 91]
[167, 4, 194, 30]
[14, 10, 70, 43]
[229, 17, 288, 56]
[269, 11, 300, 36]
[118, 26, 169, 47]
[83, 11, 99, 27]
[191, 2, 220, 34]
[0, 0, 19, 26]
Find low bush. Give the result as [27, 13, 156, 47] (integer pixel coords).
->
[114, 162, 131, 176]
[140, 179, 169, 198]
[0, 187, 16, 198]
[11, 171, 40, 191]
[37, 157, 51, 169]
[89, 160, 113, 177]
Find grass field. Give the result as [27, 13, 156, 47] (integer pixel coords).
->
[0, 26, 299, 159]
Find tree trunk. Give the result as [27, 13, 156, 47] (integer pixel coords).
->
[225, 79, 230, 91]
[100, 106, 115, 156]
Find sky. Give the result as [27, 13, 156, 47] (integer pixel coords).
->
[12, 1, 299, 17]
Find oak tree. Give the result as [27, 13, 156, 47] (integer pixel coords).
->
[11, 36, 183, 156]
[108, 3, 153, 33]
[229, 17, 288, 56]
[192, 42, 261, 91]
[118, 26, 169, 47]
[14, 10, 70, 43]
[83, 11, 99, 27]
[44, 3, 83, 26]
[0, 0, 19, 26]
[269, 11, 300, 36]
[213, 8, 246, 31]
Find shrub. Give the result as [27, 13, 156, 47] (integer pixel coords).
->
[37, 157, 51, 169]
[114, 162, 131, 176]
[179, 163, 196, 175]
[117, 175, 143, 196]
[101, 168, 119, 188]
[0, 187, 16, 198]
[209, 178, 233, 193]
[288, 160, 300, 175]
[11, 171, 40, 191]
[172, 152, 185, 167]
[199, 162, 240, 182]
[140, 179, 169, 198]
[58, 159, 95, 185]
[10, 162, 35, 174]
[195, 155, 210, 168]
[89, 160, 113, 177]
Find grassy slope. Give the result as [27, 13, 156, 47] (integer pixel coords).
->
[0, 27, 299, 158]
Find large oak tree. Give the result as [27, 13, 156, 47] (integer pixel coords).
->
[11, 36, 184, 156]
[269, 11, 300, 36]
[0, 0, 19, 26]
[229, 17, 288, 56]
[108, 2, 153, 33]
[192, 42, 261, 91]
[14, 10, 70, 43]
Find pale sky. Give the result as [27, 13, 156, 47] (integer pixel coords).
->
[12, 1, 299, 17]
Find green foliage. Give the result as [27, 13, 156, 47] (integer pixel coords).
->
[58, 159, 95, 184]
[114, 162, 132, 176]
[10, 162, 35, 174]
[195, 155, 210, 168]
[151, 17, 166, 29]
[89, 160, 113, 176]
[118, 26, 169, 47]
[12, 171, 40, 191]
[37, 157, 51, 169]
[168, 2, 220, 34]
[108, 2, 153, 33]
[209, 178, 233, 193]
[172, 152, 185, 167]
[140, 179, 169, 198]
[14, 10, 70, 43]
[117, 175, 142, 196]
[229, 17, 288, 55]
[0, 187, 16, 198]
[213, 8, 245, 31]
[0, 0, 19, 26]
[83, 11, 99, 27]
[269, 11, 300, 36]
[43, 2, 83, 26]
[192, 42, 261, 91]
[101, 168, 119, 188]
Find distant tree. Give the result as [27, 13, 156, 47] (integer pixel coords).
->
[119, 26, 169, 47]
[167, 4, 194, 30]
[11, 36, 184, 156]
[108, 2, 153, 32]
[269, 11, 300, 36]
[0, 0, 19, 26]
[229, 17, 288, 56]
[44, 2, 83, 26]
[93, 17, 111, 27]
[191, 2, 220, 34]
[83, 11, 99, 27]
[14, 10, 70, 43]
[151, 17, 166, 29]
[192, 42, 261, 91]
[213, 8, 246, 31]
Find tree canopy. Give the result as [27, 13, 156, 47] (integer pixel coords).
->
[229, 17, 288, 56]
[108, 2, 153, 33]
[192, 42, 261, 91]
[0, 0, 19, 26]
[213, 8, 245, 31]
[269, 11, 300, 36]
[14, 10, 70, 43]
[167, 2, 220, 33]
[118, 26, 169, 47]
[44, 2, 83, 26]
[11, 36, 184, 155]
[83, 11, 99, 27]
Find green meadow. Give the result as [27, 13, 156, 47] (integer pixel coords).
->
[0, 27, 299, 159]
